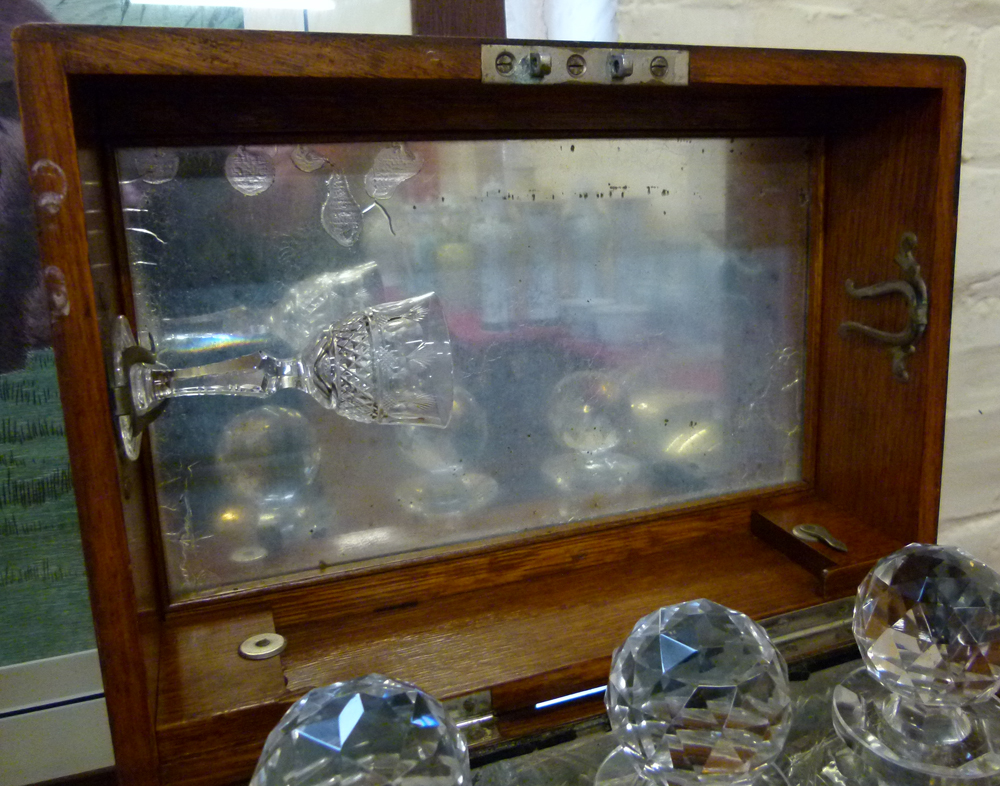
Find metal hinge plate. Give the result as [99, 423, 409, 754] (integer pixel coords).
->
[481, 44, 689, 86]
[443, 689, 501, 746]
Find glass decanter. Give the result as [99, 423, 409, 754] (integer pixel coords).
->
[395, 385, 499, 518]
[543, 370, 642, 494]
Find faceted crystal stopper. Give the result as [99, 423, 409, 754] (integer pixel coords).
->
[606, 599, 792, 786]
[854, 543, 1000, 707]
[251, 674, 470, 786]
[831, 544, 1000, 785]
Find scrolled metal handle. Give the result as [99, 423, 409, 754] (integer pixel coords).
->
[838, 232, 927, 382]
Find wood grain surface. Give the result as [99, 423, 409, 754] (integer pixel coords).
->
[157, 524, 825, 785]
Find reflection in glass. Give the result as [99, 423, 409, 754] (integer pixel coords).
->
[215, 405, 324, 563]
[155, 262, 384, 358]
[396, 386, 498, 517]
[544, 371, 642, 494]
[116, 138, 811, 599]
[625, 368, 725, 491]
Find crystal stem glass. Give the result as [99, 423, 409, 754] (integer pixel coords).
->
[118, 292, 453, 459]
[130, 291, 452, 425]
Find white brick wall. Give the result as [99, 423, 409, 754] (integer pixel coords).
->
[617, 0, 1000, 566]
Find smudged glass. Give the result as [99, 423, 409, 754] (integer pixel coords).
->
[116, 138, 811, 600]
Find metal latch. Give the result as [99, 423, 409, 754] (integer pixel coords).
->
[482, 45, 689, 86]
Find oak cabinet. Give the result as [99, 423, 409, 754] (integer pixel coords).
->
[13, 25, 963, 786]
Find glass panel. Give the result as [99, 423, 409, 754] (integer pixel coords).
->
[116, 138, 811, 600]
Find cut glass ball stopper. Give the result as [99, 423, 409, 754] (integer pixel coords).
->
[832, 543, 1000, 785]
[854, 542, 1000, 706]
[252, 673, 470, 786]
[604, 599, 793, 786]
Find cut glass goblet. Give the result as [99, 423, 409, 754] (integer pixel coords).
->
[115, 291, 452, 459]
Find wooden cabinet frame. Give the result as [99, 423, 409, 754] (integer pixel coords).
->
[14, 26, 963, 786]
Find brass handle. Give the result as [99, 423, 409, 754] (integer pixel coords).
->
[838, 232, 928, 382]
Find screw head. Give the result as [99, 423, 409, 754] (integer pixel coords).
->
[650, 55, 669, 79]
[566, 54, 586, 77]
[495, 51, 515, 76]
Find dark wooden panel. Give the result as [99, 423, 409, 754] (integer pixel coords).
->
[73, 78, 927, 148]
[34, 768, 117, 786]
[158, 704, 292, 786]
[156, 611, 289, 786]
[690, 46, 962, 89]
[917, 65, 964, 543]
[411, 0, 505, 38]
[277, 524, 824, 699]
[16, 25, 484, 80]
[170, 486, 809, 624]
[493, 661, 608, 716]
[74, 140, 166, 725]
[493, 696, 608, 744]
[14, 26, 960, 91]
[157, 611, 287, 724]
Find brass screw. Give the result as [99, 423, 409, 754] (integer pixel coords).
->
[649, 55, 669, 78]
[495, 51, 515, 75]
[566, 54, 586, 77]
